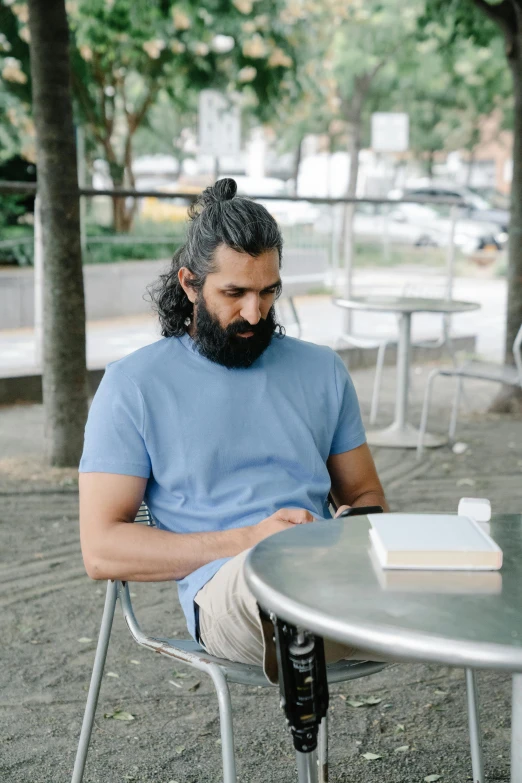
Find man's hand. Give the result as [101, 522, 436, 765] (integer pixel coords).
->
[249, 507, 315, 546]
[334, 505, 351, 518]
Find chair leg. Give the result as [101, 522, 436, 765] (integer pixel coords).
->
[417, 369, 439, 459]
[318, 714, 328, 782]
[449, 376, 463, 442]
[71, 580, 118, 783]
[466, 669, 484, 783]
[207, 665, 238, 783]
[370, 342, 388, 426]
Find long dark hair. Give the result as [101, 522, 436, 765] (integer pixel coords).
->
[148, 178, 284, 337]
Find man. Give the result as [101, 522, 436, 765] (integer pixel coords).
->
[79, 177, 388, 681]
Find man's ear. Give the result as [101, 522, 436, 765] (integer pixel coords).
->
[178, 267, 198, 304]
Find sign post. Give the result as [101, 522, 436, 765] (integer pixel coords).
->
[198, 90, 241, 177]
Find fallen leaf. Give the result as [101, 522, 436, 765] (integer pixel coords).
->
[174, 745, 185, 755]
[346, 700, 365, 708]
[171, 670, 189, 679]
[168, 680, 182, 689]
[457, 477, 475, 487]
[434, 690, 447, 696]
[130, 660, 140, 665]
[395, 724, 405, 732]
[424, 775, 442, 782]
[104, 710, 135, 721]
[362, 752, 381, 761]
[78, 637, 92, 643]
[106, 672, 119, 678]
[363, 696, 382, 705]
[338, 694, 346, 701]
[188, 681, 201, 693]
[394, 745, 409, 753]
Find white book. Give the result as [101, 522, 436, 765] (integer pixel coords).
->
[368, 513, 503, 571]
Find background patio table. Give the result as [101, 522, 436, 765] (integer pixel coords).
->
[333, 295, 480, 448]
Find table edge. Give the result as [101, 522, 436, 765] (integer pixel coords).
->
[245, 556, 522, 673]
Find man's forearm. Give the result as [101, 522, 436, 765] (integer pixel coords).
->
[83, 522, 255, 583]
[351, 490, 389, 512]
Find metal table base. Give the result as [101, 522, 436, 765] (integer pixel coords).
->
[366, 421, 447, 449]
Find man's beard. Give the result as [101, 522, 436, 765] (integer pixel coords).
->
[192, 294, 278, 369]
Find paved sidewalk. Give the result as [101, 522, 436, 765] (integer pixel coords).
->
[0, 268, 507, 377]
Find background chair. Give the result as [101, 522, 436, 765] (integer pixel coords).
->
[71, 503, 386, 783]
[417, 323, 522, 457]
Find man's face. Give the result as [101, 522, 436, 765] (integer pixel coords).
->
[182, 244, 282, 369]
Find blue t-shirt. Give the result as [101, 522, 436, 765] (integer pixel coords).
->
[79, 332, 366, 638]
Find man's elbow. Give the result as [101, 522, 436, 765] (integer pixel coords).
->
[82, 549, 112, 581]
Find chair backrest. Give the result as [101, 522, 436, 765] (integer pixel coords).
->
[135, 502, 154, 526]
[513, 323, 522, 384]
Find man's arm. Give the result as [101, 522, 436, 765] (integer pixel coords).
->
[79, 472, 314, 582]
[326, 442, 389, 512]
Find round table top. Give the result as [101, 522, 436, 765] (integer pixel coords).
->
[245, 514, 522, 672]
[332, 295, 480, 315]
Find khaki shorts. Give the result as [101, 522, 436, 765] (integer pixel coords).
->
[194, 549, 369, 684]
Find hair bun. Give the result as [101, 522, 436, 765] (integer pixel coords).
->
[189, 177, 238, 219]
[199, 178, 237, 207]
[213, 178, 237, 202]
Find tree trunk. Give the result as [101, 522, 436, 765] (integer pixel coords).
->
[491, 52, 522, 411]
[27, 0, 88, 466]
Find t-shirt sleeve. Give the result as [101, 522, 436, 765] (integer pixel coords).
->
[329, 352, 367, 455]
[79, 364, 151, 478]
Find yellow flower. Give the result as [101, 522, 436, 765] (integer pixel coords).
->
[192, 42, 209, 56]
[172, 8, 191, 30]
[238, 66, 257, 82]
[142, 39, 166, 59]
[12, 3, 29, 23]
[18, 26, 30, 43]
[242, 34, 266, 59]
[79, 44, 93, 61]
[233, 0, 253, 14]
[268, 48, 292, 68]
[170, 40, 186, 54]
[2, 57, 27, 84]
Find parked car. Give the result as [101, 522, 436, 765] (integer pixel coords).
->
[353, 202, 505, 253]
[388, 181, 510, 236]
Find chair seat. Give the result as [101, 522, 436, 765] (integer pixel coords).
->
[438, 361, 521, 385]
[153, 637, 386, 687]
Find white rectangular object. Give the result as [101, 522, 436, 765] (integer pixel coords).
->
[371, 112, 409, 152]
[368, 513, 502, 570]
[198, 90, 241, 157]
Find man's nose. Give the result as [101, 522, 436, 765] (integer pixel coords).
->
[240, 294, 261, 325]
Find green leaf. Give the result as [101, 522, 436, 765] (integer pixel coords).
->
[424, 775, 442, 782]
[171, 669, 189, 679]
[174, 745, 185, 755]
[104, 710, 135, 721]
[188, 681, 201, 692]
[346, 699, 365, 707]
[394, 745, 409, 753]
[395, 723, 405, 732]
[363, 696, 382, 705]
[362, 752, 381, 760]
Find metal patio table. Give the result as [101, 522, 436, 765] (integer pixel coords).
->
[245, 513, 522, 783]
[333, 295, 480, 448]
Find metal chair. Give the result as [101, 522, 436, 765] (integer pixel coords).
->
[71, 503, 386, 783]
[417, 323, 522, 457]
